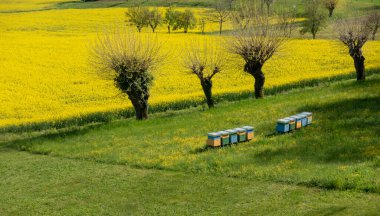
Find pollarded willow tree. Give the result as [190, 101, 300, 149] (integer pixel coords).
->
[229, 6, 290, 99]
[337, 18, 372, 81]
[91, 29, 163, 119]
[183, 39, 223, 108]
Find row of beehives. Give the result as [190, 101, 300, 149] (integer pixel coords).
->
[276, 112, 313, 133]
[207, 126, 254, 147]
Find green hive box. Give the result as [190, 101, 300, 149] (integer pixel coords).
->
[235, 128, 247, 142]
[220, 131, 230, 146]
[285, 117, 296, 131]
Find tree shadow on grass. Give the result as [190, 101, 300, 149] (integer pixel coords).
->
[1, 123, 107, 151]
[253, 95, 380, 164]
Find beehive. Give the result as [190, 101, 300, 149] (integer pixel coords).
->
[225, 129, 238, 144]
[285, 117, 296, 131]
[220, 131, 230, 146]
[207, 132, 222, 147]
[235, 128, 247, 142]
[298, 113, 308, 127]
[291, 115, 302, 129]
[276, 119, 290, 133]
[301, 112, 313, 125]
[242, 126, 254, 140]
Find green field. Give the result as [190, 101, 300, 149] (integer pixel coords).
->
[1, 0, 380, 214]
[2, 74, 380, 214]
[1, 149, 380, 215]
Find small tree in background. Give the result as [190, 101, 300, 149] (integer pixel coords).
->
[183, 39, 223, 108]
[367, 12, 379, 40]
[264, 0, 275, 15]
[209, 0, 231, 35]
[91, 29, 163, 119]
[126, 7, 150, 32]
[324, 0, 339, 17]
[279, 7, 297, 38]
[148, 8, 163, 33]
[164, 6, 179, 33]
[225, 0, 236, 10]
[337, 18, 372, 81]
[199, 17, 207, 34]
[300, 0, 327, 39]
[173, 9, 197, 33]
[230, 10, 289, 99]
[231, 2, 256, 30]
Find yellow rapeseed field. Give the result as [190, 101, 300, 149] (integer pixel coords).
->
[0, 0, 72, 12]
[0, 3, 379, 129]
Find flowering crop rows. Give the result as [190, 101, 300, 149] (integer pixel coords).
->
[0, 6, 379, 129]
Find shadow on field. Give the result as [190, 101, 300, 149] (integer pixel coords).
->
[2, 123, 106, 151]
[312, 206, 348, 216]
[254, 95, 380, 164]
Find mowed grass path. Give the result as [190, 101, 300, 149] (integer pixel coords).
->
[1, 149, 380, 215]
[5, 74, 380, 194]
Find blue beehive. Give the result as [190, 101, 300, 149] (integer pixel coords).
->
[276, 119, 290, 133]
[301, 112, 313, 125]
[298, 113, 308, 127]
[225, 129, 238, 144]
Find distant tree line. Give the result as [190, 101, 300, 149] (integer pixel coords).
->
[126, 6, 197, 33]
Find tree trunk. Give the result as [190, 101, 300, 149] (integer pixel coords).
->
[245, 62, 265, 99]
[328, 8, 334, 17]
[267, 4, 270, 15]
[127, 90, 149, 120]
[168, 25, 171, 33]
[312, 32, 316, 39]
[219, 20, 222, 35]
[200, 78, 214, 108]
[253, 70, 265, 99]
[130, 98, 149, 120]
[353, 56, 365, 81]
[372, 25, 378, 40]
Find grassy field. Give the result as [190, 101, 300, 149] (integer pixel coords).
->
[1, 3, 379, 130]
[1, 149, 380, 215]
[1, 73, 379, 215]
[4, 74, 380, 193]
[0, 0, 379, 214]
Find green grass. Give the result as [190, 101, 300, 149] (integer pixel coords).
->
[1, 149, 380, 215]
[4, 74, 380, 194]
